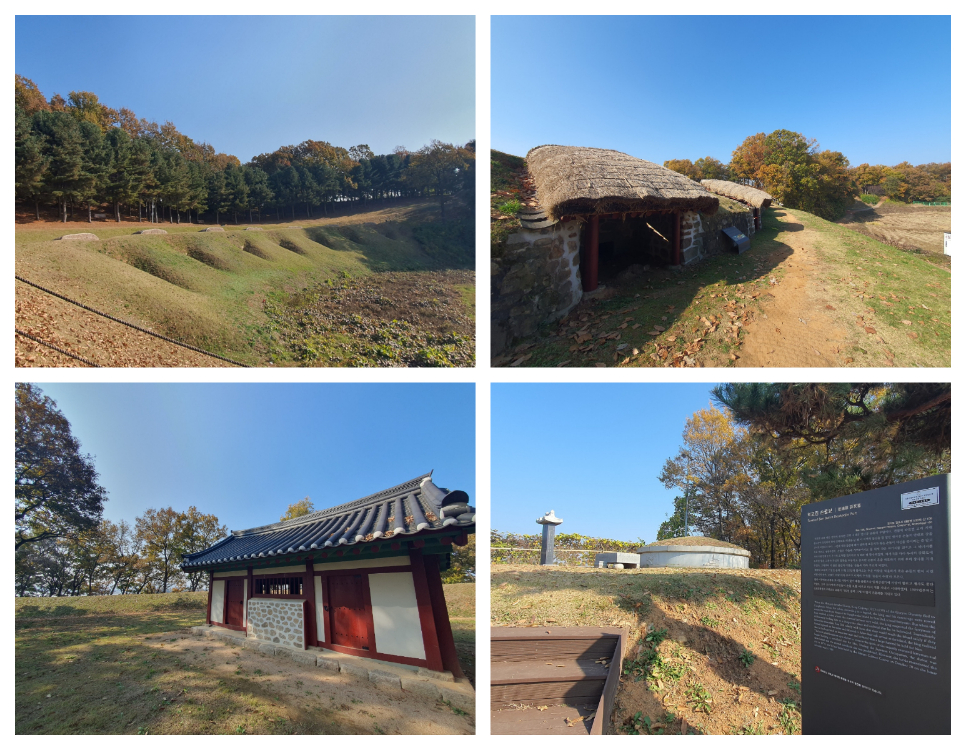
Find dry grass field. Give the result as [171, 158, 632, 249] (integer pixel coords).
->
[837, 201, 951, 257]
[15, 584, 475, 735]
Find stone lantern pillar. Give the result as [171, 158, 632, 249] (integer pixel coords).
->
[536, 510, 563, 565]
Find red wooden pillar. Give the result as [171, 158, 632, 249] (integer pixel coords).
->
[673, 211, 682, 266]
[582, 214, 600, 292]
[205, 570, 213, 625]
[409, 548, 445, 672]
[304, 560, 316, 649]
[423, 554, 467, 680]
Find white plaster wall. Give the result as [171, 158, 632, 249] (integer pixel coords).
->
[314, 576, 326, 642]
[252, 565, 307, 575]
[215, 569, 247, 577]
[315, 555, 410, 572]
[368, 572, 425, 660]
[210, 580, 225, 623]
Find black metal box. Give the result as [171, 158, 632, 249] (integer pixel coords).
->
[721, 226, 751, 253]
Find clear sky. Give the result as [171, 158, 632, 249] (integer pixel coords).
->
[31, 383, 475, 534]
[492, 15, 951, 167]
[492, 383, 724, 543]
[16, 15, 475, 162]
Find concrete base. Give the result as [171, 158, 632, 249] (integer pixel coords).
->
[636, 545, 750, 569]
[594, 552, 640, 569]
[190, 624, 474, 710]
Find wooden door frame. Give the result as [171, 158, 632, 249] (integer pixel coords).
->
[312, 564, 434, 669]
[211, 573, 248, 632]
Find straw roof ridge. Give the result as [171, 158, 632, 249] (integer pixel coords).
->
[700, 179, 773, 209]
[525, 145, 719, 221]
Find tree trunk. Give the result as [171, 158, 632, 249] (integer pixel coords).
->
[62, 198, 67, 223]
[35, 200, 40, 220]
[88, 204, 92, 223]
[249, 208, 253, 223]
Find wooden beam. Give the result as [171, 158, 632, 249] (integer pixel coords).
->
[583, 214, 600, 292]
[409, 549, 445, 672]
[673, 211, 682, 266]
[304, 560, 316, 649]
[423, 555, 467, 680]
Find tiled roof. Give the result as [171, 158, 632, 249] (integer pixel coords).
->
[181, 472, 473, 569]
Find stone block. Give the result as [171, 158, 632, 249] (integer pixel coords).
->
[594, 552, 640, 569]
[438, 685, 475, 714]
[417, 667, 454, 682]
[316, 656, 341, 672]
[190, 626, 207, 635]
[340, 661, 370, 680]
[400, 678, 441, 701]
[290, 651, 318, 667]
[257, 643, 277, 656]
[369, 669, 402, 692]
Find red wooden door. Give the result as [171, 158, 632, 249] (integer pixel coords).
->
[225, 578, 245, 627]
[329, 574, 370, 650]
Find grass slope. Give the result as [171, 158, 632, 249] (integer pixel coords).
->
[16, 584, 474, 734]
[492, 564, 802, 735]
[16, 200, 474, 366]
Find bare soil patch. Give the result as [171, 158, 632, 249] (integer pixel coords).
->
[492, 564, 802, 735]
[837, 202, 951, 256]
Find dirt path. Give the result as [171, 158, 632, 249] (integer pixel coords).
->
[737, 215, 851, 367]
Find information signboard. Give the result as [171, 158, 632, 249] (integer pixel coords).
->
[801, 474, 950, 734]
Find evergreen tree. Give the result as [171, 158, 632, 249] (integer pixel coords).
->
[243, 165, 273, 222]
[224, 165, 249, 223]
[15, 105, 47, 218]
[32, 110, 88, 222]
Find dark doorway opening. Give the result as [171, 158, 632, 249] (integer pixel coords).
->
[588, 213, 677, 283]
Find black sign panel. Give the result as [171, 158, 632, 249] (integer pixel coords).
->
[801, 474, 950, 734]
[721, 226, 751, 253]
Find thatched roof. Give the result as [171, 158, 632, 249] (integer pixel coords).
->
[700, 180, 773, 209]
[526, 145, 719, 221]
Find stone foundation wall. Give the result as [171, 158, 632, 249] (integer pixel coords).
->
[491, 220, 582, 355]
[247, 598, 304, 650]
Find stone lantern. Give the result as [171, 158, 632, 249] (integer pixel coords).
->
[536, 510, 563, 565]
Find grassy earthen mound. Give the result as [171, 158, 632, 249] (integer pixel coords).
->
[645, 536, 745, 549]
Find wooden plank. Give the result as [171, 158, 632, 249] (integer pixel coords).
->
[591, 628, 626, 735]
[492, 703, 597, 735]
[492, 639, 616, 662]
[303, 560, 316, 649]
[492, 626, 625, 640]
[491, 679, 603, 707]
[491, 659, 609, 684]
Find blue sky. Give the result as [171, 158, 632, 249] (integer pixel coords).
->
[492, 383, 725, 543]
[492, 15, 951, 166]
[16, 15, 475, 162]
[30, 383, 475, 534]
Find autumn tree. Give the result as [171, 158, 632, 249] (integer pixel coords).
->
[175, 507, 228, 591]
[663, 159, 700, 180]
[281, 497, 314, 521]
[441, 533, 475, 583]
[135, 507, 184, 593]
[15, 384, 107, 551]
[658, 405, 750, 543]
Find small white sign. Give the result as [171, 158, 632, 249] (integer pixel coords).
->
[901, 486, 940, 510]
[944, 233, 951, 255]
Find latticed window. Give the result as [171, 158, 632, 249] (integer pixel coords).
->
[255, 576, 303, 596]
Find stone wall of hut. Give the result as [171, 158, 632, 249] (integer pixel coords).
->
[680, 198, 756, 264]
[491, 219, 582, 355]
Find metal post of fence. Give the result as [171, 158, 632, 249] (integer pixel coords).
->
[536, 510, 563, 565]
